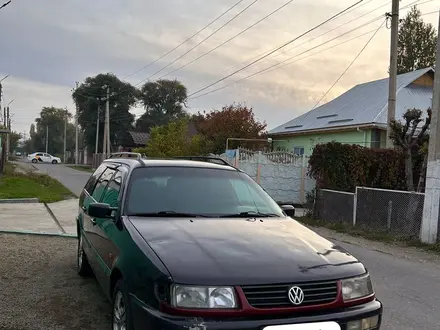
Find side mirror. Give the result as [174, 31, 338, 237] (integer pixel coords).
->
[280, 204, 295, 218]
[88, 203, 114, 218]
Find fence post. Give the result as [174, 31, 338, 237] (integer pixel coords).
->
[353, 186, 358, 226]
[387, 200, 393, 231]
[234, 148, 240, 168]
[300, 154, 306, 204]
[256, 151, 262, 184]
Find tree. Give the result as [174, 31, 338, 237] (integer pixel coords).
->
[30, 107, 73, 155]
[389, 107, 431, 192]
[8, 131, 21, 153]
[397, 6, 437, 74]
[136, 79, 188, 132]
[195, 104, 267, 154]
[72, 73, 138, 152]
[141, 118, 209, 157]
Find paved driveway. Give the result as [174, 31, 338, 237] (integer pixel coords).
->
[27, 162, 91, 196]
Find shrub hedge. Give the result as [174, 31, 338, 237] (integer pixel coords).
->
[308, 142, 407, 192]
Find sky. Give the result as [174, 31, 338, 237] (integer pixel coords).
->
[0, 0, 438, 137]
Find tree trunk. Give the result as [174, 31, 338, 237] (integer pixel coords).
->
[405, 148, 414, 191]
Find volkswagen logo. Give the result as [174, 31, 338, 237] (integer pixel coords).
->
[288, 286, 304, 305]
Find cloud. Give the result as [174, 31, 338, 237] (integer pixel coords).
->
[0, 0, 438, 135]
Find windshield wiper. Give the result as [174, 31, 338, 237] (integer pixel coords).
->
[129, 211, 210, 218]
[219, 211, 280, 218]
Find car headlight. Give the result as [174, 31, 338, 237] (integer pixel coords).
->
[171, 285, 237, 309]
[341, 274, 374, 301]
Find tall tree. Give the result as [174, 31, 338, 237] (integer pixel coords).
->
[397, 6, 437, 74]
[136, 79, 188, 132]
[195, 104, 267, 154]
[30, 107, 73, 155]
[72, 73, 138, 152]
[8, 131, 21, 153]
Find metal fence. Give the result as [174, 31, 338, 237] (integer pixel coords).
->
[314, 189, 355, 225]
[316, 187, 425, 239]
[355, 187, 424, 239]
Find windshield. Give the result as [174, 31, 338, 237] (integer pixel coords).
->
[125, 166, 284, 217]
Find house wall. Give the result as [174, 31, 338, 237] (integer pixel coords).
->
[272, 130, 375, 156]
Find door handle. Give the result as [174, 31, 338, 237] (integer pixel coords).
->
[90, 218, 97, 225]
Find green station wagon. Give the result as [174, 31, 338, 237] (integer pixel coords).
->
[76, 153, 382, 330]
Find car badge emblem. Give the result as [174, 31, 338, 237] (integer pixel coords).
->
[288, 286, 304, 305]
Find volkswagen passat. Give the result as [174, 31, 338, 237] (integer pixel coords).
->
[76, 154, 382, 330]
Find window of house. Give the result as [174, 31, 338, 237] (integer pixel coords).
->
[293, 147, 305, 155]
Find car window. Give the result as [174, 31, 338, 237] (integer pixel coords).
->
[84, 164, 107, 194]
[44, 153, 50, 157]
[91, 168, 116, 202]
[36, 153, 43, 156]
[126, 167, 284, 217]
[100, 170, 123, 207]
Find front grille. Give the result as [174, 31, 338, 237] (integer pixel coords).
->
[241, 280, 338, 308]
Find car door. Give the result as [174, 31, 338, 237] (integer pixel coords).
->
[82, 166, 116, 275]
[43, 153, 52, 162]
[35, 153, 44, 162]
[92, 167, 127, 289]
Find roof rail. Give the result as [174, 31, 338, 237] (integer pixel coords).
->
[108, 152, 142, 160]
[173, 156, 234, 167]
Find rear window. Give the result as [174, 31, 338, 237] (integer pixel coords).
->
[125, 166, 283, 217]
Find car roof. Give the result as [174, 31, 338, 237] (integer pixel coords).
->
[102, 158, 238, 172]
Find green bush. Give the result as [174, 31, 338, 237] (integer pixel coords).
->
[308, 142, 407, 192]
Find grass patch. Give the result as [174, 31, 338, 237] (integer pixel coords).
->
[66, 165, 94, 173]
[297, 216, 440, 254]
[0, 163, 74, 203]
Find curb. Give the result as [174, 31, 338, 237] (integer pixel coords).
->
[0, 198, 40, 204]
[43, 203, 66, 234]
[0, 229, 77, 238]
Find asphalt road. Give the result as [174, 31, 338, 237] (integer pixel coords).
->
[19, 162, 440, 329]
[27, 162, 91, 196]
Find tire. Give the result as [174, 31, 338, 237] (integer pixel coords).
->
[112, 279, 134, 330]
[31, 159, 37, 163]
[77, 233, 92, 277]
[52, 160, 58, 164]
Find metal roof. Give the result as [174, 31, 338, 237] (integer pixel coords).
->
[127, 131, 150, 146]
[269, 67, 434, 135]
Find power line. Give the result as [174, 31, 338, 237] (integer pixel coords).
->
[144, 0, 262, 81]
[189, 24, 385, 100]
[211, 0, 378, 79]
[188, 0, 364, 98]
[312, 19, 386, 109]
[158, 0, 297, 80]
[122, 0, 247, 80]
[187, 0, 427, 100]
[0, 1, 11, 10]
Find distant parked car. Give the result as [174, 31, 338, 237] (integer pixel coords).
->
[27, 152, 62, 164]
[15, 152, 22, 156]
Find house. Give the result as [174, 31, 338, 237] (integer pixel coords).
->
[269, 67, 434, 156]
[123, 131, 150, 149]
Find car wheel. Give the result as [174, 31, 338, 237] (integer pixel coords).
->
[52, 160, 58, 164]
[77, 234, 92, 277]
[31, 159, 37, 163]
[112, 279, 134, 330]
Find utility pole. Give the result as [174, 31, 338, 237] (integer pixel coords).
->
[6, 106, 10, 160]
[45, 125, 48, 153]
[420, 11, 440, 244]
[106, 86, 110, 156]
[95, 99, 100, 154]
[385, 0, 399, 148]
[64, 107, 67, 163]
[75, 81, 79, 165]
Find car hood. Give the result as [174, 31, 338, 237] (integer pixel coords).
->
[129, 217, 366, 285]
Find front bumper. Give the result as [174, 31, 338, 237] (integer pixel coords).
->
[131, 298, 382, 330]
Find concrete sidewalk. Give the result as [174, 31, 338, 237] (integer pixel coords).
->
[0, 199, 78, 237]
